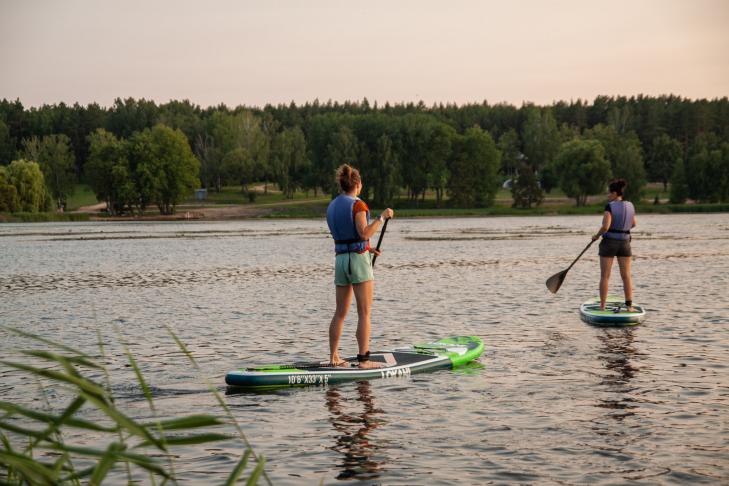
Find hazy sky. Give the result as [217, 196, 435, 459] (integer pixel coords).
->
[1, 0, 727, 108]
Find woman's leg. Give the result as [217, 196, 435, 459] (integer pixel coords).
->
[617, 256, 634, 311]
[599, 256, 614, 310]
[352, 280, 380, 369]
[329, 285, 352, 365]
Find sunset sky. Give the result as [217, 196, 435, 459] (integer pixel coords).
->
[1, 0, 727, 108]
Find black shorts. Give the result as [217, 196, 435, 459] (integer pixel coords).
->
[599, 237, 632, 257]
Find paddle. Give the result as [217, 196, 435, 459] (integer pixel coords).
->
[371, 217, 389, 267]
[546, 239, 595, 294]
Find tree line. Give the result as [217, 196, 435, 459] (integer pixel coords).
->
[1, 95, 728, 214]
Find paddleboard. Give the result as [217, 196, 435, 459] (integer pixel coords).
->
[225, 336, 484, 389]
[580, 296, 646, 326]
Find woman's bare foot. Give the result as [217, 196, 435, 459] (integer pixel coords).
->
[327, 355, 349, 367]
[358, 360, 383, 369]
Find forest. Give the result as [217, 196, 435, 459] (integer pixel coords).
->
[1, 95, 728, 214]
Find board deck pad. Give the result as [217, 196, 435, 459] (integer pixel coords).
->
[225, 336, 483, 389]
[580, 296, 646, 326]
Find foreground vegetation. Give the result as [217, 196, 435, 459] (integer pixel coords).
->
[0, 327, 267, 485]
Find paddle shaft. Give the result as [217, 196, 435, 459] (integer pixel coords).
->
[565, 239, 595, 272]
[371, 217, 389, 267]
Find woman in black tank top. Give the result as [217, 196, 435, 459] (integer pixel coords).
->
[591, 179, 637, 311]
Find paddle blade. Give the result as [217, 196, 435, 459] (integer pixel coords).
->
[545, 270, 567, 294]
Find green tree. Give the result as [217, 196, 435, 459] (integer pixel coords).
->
[498, 128, 520, 178]
[223, 147, 258, 200]
[649, 134, 683, 190]
[511, 162, 543, 208]
[0, 165, 20, 211]
[326, 126, 359, 196]
[0, 119, 16, 164]
[584, 125, 647, 202]
[371, 134, 398, 206]
[5, 159, 49, 212]
[553, 139, 612, 206]
[20, 134, 76, 209]
[271, 126, 309, 199]
[205, 111, 269, 192]
[399, 115, 431, 202]
[86, 128, 132, 215]
[447, 127, 500, 207]
[426, 124, 455, 207]
[521, 107, 560, 171]
[684, 136, 719, 202]
[669, 158, 688, 203]
[106, 97, 159, 138]
[538, 164, 559, 193]
[129, 125, 200, 215]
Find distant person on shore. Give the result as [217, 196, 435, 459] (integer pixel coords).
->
[591, 179, 637, 311]
[326, 164, 394, 369]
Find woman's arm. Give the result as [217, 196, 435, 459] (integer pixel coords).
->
[592, 212, 612, 241]
[355, 208, 394, 241]
[632, 215, 637, 228]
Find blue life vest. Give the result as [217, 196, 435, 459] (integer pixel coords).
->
[326, 194, 370, 254]
[604, 200, 635, 241]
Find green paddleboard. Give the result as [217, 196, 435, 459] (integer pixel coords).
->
[580, 296, 646, 326]
[225, 336, 484, 389]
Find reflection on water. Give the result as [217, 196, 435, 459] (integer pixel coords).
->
[595, 329, 639, 420]
[326, 381, 386, 481]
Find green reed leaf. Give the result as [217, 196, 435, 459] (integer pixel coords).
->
[121, 343, 154, 410]
[77, 390, 164, 451]
[21, 350, 101, 370]
[29, 396, 86, 451]
[167, 325, 271, 486]
[88, 442, 125, 486]
[44, 442, 170, 479]
[223, 449, 251, 486]
[0, 401, 117, 433]
[245, 456, 266, 486]
[0, 449, 58, 485]
[2, 326, 91, 358]
[0, 420, 45, 439]
[146, 414, 225, 431]
[0, 361, 107, 399]
[135, 432, 231, 448]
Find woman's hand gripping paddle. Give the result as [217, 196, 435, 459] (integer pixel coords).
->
[546, 239, 595, 294]
[371, 218, 389, 267]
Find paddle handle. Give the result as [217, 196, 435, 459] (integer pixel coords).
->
[371, 218, 389, 267]
[566, 239, 595, 272]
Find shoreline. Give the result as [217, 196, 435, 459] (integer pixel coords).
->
[2, 201, 729, 223]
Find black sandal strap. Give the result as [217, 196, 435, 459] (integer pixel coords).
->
[357, 351, 370, 362]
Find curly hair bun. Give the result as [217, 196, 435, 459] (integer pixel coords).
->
[336, 164, 361, 193]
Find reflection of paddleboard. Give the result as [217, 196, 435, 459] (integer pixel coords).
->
[225, 336, 484, 389]
[580, 296, 646, 326]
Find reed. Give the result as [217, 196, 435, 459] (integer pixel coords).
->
[0, 326, 268, 485]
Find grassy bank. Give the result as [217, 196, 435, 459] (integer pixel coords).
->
[3, 183, 728, 223]
[0, 212, 91, 223]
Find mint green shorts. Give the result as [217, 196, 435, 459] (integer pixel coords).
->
[334, 251, 374, 286]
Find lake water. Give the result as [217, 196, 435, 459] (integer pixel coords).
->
[1, 214, 728, 485]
